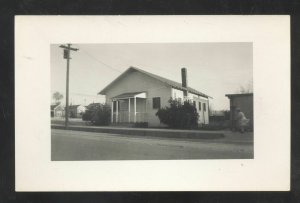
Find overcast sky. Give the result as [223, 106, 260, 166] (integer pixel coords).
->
[51, 43, 252, 110]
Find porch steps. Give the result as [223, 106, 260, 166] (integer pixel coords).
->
[51, 124, 224, 139]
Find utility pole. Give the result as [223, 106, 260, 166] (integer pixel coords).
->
[59, 44, 79, 129]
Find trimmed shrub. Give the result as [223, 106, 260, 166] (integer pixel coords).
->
[156, 98, 199, 129]
[82, 110, 92, 121]
[82, 103, 101, 121]
[82, 103, 111, 126]
[134, 122, 148, 128]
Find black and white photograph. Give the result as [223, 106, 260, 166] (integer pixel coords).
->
[15, 16, 290, 192]
[51, 43, 254, 161]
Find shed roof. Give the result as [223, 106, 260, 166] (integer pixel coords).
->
[225, 93, 253, 98]
[99, 66, 211, 98]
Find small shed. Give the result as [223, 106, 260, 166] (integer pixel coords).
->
[68, 105, 87, 118]
[51, 103, 64, 117]
[226, 93, 253, 130]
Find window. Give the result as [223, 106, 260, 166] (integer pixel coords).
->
[198, 102, 201, 111]
[203, 103, 206, 111]
[153, 97, 161, 109]
[193, 101, 196, 107]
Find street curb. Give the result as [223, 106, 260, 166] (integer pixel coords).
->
[51, 125, 224, 139]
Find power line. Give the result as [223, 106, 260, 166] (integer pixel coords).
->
[80, 47, 122, 73]
[51, 90, 105, 97]
[70, 92, 105, 97]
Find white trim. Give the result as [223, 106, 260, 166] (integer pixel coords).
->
[134, 97, 136, 123]
[116, 100, 118, 123]
[111, 101, 113, 123]
[112, 92, 146, 101]
[135, 92, 146, 98]
[128, 98, 131, 122]
[112, 97, 134, 100]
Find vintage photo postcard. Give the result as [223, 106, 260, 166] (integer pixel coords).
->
[15, 15, 290, 191]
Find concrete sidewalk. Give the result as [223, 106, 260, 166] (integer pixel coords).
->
[51, 124, 226, 139]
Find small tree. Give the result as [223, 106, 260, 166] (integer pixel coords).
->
[52, 91, 63, 104]
[237, 79, 253, 94]
[156, 98, 199, 129]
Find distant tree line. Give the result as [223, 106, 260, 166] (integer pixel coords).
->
[52, 92, 63, 104]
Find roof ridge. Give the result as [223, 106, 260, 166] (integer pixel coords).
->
[99, 66, 211, 98]
[130, 66, 180, 83]
[129, 66, 211, 98]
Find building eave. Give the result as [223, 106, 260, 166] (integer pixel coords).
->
[226, 93, 253, 98]
[99, 66, 212, 98]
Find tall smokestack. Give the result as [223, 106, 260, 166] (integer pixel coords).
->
[181, 67, 188, 97]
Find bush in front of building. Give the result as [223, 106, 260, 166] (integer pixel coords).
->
[82, 103, 100, 121]
[82, 103, 111, 126]
[156, 98, 199, 129]
[134, 122, 148, 128]
[82, 110, 92, 121]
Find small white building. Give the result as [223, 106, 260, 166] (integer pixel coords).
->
[51, 103, 64, 117]
[68, 105, 86, 118]
[99, 67, 211, 127]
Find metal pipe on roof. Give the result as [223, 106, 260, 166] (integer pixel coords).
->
[181, 67, 188, 97]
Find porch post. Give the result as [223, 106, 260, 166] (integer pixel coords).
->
[111, 100, 114, 123]
[116, 100, 119, 123]
[128, 98, 131, 122]
[134, 97, 137, 123]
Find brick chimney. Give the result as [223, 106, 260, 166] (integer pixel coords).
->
[181, 67, 188, 97]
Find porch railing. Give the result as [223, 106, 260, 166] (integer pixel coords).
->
[112, 112, 148, 123]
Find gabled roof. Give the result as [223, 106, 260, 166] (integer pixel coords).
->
[99, 66, 211, 98]
[51, 103, 61, 110]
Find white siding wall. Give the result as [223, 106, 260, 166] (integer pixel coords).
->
[171, 88, 184, 100]
[146, 86, 171, 127]
[77, 106, 86, 114]
[77, 105, 86, 117]
[197, 98, 209, 124]
[104, 71, 172, 127]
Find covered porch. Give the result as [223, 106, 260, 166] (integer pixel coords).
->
[111, 92, 147, 123]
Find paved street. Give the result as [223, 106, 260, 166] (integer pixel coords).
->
[51, 129, 253, 160]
